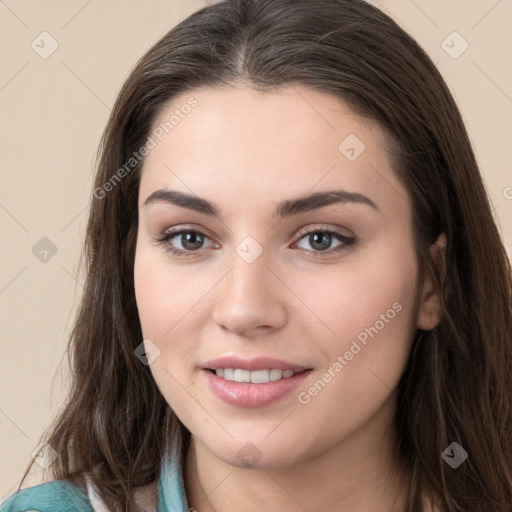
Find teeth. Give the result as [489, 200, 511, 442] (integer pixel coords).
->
[251, 369, 269, 383]
[234, 369, 251, 382]
[214, 368, 297, 383]
[223, 368, 235, 381]
[269, 369, 282, 381]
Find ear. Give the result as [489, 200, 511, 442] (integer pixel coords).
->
[416, 233, 447, 331]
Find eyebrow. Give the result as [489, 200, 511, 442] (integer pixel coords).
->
[143, 188, 379, 219]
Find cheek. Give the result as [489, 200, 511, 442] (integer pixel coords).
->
[291, 238, 418, 349]
[134, 244, 209, 340]
[134, 252, 167, 340]
[293, 239, 419, 420]
[133, 243, 223, 403]
[133, 245, 205, 416]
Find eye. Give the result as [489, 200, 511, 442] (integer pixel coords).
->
[154, 226, 356, 259]
[293, 227, 356, 258]
[154, 228, 216, 257]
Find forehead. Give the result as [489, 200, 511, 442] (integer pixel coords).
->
[138, 84, 409, 218]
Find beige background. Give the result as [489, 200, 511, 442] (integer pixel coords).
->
[1, 0, 511, 499]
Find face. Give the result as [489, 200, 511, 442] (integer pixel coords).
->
[134, 84, 437, 469]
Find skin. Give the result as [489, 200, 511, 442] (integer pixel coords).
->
[134, 84, 445, 512]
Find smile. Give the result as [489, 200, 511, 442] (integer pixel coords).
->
[212, 368, 298, 383]
[203, 368, 312, 408]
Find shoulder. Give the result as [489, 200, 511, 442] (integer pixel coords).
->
[0, 479, 94, 512]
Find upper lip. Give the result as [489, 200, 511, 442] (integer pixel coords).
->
[203, 356, 310, 372]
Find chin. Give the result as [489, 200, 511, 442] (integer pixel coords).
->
[205, 437, 309, 470]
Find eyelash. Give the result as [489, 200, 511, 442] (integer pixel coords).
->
[154, 226, 356, 259]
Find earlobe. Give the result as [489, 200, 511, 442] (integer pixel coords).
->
[416, 233, 447, 331]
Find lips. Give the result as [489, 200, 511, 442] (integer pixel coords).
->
[203, 369, 312, 407]
[201, 356, 313, 407]
[203, 356, 309, 373]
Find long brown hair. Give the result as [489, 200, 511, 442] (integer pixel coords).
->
[16, 0, 512, 510]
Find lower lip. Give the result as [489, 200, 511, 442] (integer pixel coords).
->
[202, 369, 312, 408]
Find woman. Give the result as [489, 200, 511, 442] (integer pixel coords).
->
[2, 0, 511, 511]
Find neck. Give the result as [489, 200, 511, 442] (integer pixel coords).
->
[183, 395, 412, 512]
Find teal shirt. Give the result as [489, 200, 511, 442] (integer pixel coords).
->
[0, 454, 188, 512]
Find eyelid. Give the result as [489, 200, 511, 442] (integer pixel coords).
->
[292, 225, 356, 256]
[153, 225, 217, 252]
[295, 224, 354, 239]
[153, 223, 215, 243]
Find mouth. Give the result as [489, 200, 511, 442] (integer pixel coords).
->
[201, 356, 313, 408]
[202, 356, 312, 381]
[202, 367, 313, 408]
[205, 368, 310, 383]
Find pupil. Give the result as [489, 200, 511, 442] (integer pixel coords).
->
[311, 232, 331, 251]
[183, 232, 203, 250]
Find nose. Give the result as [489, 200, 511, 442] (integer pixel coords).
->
[211, 243, 288, 337]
